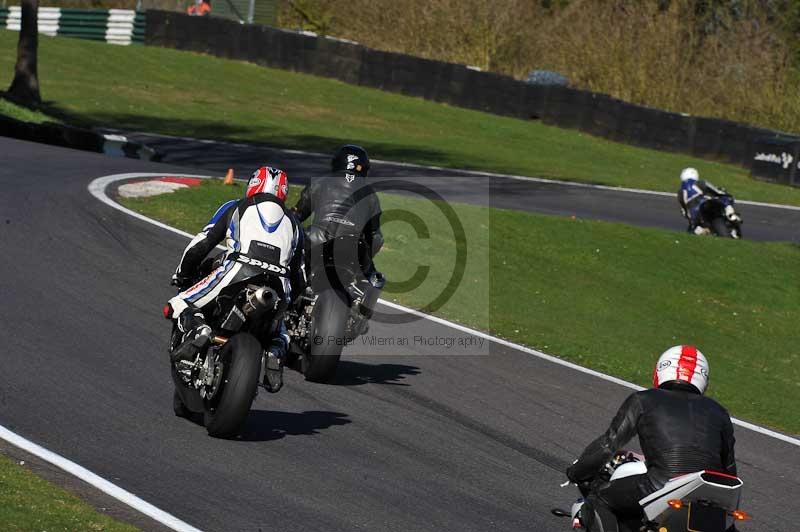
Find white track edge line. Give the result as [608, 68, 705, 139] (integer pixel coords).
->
[0, 425, 203, 532]
[110, 130, 800, 212]
[89, 172, 800, 449]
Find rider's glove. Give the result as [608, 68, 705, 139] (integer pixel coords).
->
[171, 273, 193, 289]
[566, 463, 580, 484]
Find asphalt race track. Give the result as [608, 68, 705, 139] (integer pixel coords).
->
[1, 136, 798, 531]
[114, 130, 800, 242]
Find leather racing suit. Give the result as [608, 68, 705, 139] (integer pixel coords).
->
[293, 173, 383, 273]
[167, 193, 303, 353]
[567, 382, 737, 523]
[678, 179, 725, 231]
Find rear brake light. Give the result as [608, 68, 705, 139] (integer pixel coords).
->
[162, 304, 172, 319]
[732, 510, 750, 521]
[667, 499, 683, 509]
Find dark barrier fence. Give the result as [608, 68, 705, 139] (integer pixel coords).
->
[145, 11, 799, 187]
[750, 136, 800, 186]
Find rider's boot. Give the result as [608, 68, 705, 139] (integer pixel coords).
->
[263, 336, 286, 393]
[170, 309, 212, 363]
[354, 271, 385, 335]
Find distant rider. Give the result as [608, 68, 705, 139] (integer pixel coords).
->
[165, 166, 303, 393]
[678, 167, 727, 234]
[566, 345, 737, 530]
[292, 145, 385, 323]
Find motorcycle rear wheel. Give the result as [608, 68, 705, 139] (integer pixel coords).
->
[203, 333, 262, 438]
[302, 289, 349, 383]
[173, 389, 192, 418]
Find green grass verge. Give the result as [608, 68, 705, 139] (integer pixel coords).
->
[120, 180, 800, 434]
[2, 30, 800, 205]
[0, 453, 138, 531]
[0, 97, 59, 124]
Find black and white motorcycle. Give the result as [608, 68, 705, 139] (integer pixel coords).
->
[169, 266, 287, 438]
[552, 451, 750, 531]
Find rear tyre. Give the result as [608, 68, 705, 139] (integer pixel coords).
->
[203, 333, 262, 438]
[710, 217, 732, 238]
[303, 289, 349, 383]
[173, 388, 191, 418]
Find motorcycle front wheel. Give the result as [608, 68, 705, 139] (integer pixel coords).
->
[710, 217, 732, 238]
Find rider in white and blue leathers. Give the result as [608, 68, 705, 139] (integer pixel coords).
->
[677, 167, 725, 233]
[165, 167, 302, 393]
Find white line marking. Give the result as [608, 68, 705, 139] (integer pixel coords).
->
[0, 425, 203, 532]
[103, 130, 800, 212]
[88, 172, 800, 449]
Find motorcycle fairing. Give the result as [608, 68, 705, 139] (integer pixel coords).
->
[609, 460, 647, 481]
[639, 470, 742, 521]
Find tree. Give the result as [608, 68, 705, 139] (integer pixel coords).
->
[7, 0, 41, 106]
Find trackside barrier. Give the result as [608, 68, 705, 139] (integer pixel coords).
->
[750, 136, 800, 186]
[0, 7, 145, 45]
[143, 11, 800, 186]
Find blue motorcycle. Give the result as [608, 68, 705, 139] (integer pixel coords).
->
[696, 193, 743, 239]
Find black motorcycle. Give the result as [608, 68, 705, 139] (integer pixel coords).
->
[696, 193, 743, 239]
[169, 260, 287, 438]
[285, 235, 384, 383]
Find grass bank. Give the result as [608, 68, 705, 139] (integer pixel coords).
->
[2, 30, 800, 206]
[0, 97, 58, 124]
[120, 179, 800, 434]
[0, 453, 137, 531]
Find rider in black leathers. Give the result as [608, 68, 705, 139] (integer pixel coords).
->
[566, 345, 736, 530]
[294, 145, 383, 268]
[292, 145, 384, 320]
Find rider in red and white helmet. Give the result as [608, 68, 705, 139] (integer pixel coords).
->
[566, 345, 736, 530]
[166, 166, 302, 393]
[652, 344, 709, 394]
[246, 166, 289, 201]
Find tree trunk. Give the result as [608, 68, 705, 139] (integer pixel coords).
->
[7, 0, 41, 106]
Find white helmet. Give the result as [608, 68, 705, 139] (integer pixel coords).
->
[680, 167, 699, 182]
[653, 345, 709, 394]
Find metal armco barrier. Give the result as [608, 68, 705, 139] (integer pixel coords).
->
[0, 7, 145, 45]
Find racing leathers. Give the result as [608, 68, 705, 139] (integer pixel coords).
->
[167, 193, 303, 365]
[294, 173, 383, 270]
[566, 382, 736, 524]
[678, 178, 725, 232]
[293, 174, 384, 322]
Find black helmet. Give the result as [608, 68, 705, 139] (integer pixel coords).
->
[331, 144, 370, 177]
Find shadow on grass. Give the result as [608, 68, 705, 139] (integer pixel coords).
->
[31, 105, 478, 171]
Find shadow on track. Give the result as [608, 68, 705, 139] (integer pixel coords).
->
[330, 360, 421, 386]
[235, 410, 351, 442]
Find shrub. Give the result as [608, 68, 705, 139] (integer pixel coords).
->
[278, 0, 800, 134]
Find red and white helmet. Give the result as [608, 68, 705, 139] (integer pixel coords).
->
[246, 166, 288, 201]
[653, 345, 709, 394]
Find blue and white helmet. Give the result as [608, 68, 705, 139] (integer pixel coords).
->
[680, 167, 699, 182]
